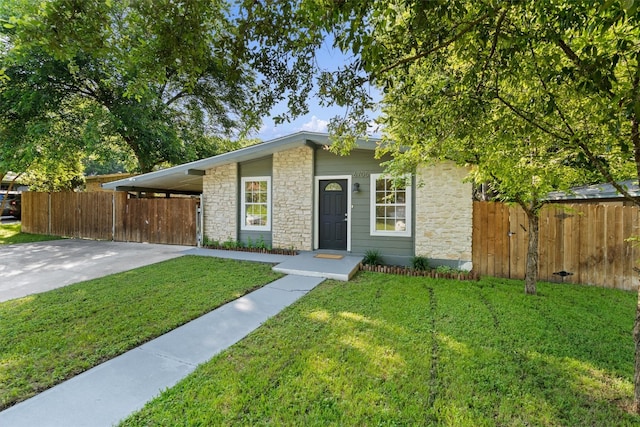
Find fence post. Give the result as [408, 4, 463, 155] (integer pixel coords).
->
[112, 193, 115, 241]
[197, 194, 203, 247]
[47, 192, 51, 235]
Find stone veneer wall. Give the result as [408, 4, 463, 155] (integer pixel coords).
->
[203, 162, 237, 243]
[272, 145, 314, 250]
[415, 162, 473, 270]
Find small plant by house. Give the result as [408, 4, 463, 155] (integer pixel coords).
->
[202, 236, 298, 256]
[360, 254, 477, 281]
[411, 256, 429, 271]
[362, 249, 383, 266]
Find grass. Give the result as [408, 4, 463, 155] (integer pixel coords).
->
[0, 223, 61, 245]
[121, 273, 640, 426]
[0, 256, 282, 410]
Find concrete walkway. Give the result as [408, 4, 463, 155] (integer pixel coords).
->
[0, 274, 324, 427]
[274, 251, 363, 281]
[0, 244, 361, 426]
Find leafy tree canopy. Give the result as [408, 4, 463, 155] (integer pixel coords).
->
[239, 1, 640, 190]
[1, 0, 263, 173]
[237, 0, 640, 295]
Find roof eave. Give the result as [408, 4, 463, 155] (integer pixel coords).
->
[102, 132, 379, 191]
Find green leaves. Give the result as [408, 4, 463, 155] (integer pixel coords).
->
[1, 0, 264, 173]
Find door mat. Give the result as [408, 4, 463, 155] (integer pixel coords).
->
[314, 254, 344, 260]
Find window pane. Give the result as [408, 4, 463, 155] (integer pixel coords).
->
[243, 179, 269, 228]
[325, 182, 342, 191]
[389, 191, 397, 204]
[371, 174, 410, 235]
[245, 212, 258, 225]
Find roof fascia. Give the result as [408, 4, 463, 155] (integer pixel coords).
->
[102, 131, 380, 190]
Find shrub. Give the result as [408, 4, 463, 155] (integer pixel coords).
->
[223, 238, 239, 249]
[411, 256, 430, 271]
[362, 249, 383, 266]
[434, 265, 460, 274]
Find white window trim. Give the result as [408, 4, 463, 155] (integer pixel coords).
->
[370, 173, 412, 237]
[240, 176, 271, 231]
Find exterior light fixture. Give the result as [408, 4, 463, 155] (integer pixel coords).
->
[352, 182, 360, 193]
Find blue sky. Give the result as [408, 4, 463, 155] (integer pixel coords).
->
[254, 83, 383, 142]
[253, 40, 382, 141]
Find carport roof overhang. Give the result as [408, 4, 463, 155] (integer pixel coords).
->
[101, 132, 379, 195]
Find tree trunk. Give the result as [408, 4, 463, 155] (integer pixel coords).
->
[634, 284, 640, 413]
[524, 211, 539, 295]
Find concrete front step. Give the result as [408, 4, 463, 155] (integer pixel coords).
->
[273, 251, 363, 281]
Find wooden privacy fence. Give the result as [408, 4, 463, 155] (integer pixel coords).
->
[22, 192, 199, 246]
[473, 202, 640, 290]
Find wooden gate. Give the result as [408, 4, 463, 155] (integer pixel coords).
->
[115, 197, 199, 245]
[472, 202, 640, 290]
[22, 192, 199, 246]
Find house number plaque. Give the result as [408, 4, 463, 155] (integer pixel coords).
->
[352, 171, 371, 178]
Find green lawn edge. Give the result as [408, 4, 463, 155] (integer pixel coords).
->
[121, 273, 640, 426]
[0, 223, 61, 245]
[0, 256, 282, 410]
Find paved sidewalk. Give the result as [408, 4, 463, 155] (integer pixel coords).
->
[184, 247, 293, 264]
[0, 274, 325, 427]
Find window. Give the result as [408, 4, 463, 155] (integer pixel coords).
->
[370, 174, 412, 237]
[324, 182, 343, 191]
[241, 177, 271, 231]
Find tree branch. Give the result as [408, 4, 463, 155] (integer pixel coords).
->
[166, 90, 189, 106]
[574, 137, 640, 206]
[529, 42, 576, 138]
[555, 38, 615, 99]
[476, 7, 509, 94]
[375, 11, 496, 77]
[631, 71, 640, 191]
[55, 78, 99, 100]
[493, 92, 571, 142]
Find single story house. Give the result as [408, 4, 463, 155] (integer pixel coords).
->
[1, 172, 28, 193]
[102, 131, 473, 269]
[547, 179, 640, 205]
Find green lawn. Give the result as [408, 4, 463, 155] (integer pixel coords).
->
[121, 273, 640, 426]
[0, 223, 61, 245]
[0, 256, 282, 410]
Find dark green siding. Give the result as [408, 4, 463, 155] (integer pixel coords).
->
[315, 149, 414, 264]
[238, 156, 273, 247]
[239, 156, 272, 177]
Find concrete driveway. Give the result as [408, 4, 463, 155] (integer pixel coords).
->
[0, 240, 191, 302]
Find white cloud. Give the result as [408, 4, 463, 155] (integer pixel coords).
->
[367, 120, 383, 136]
[300, 116, 329, 133]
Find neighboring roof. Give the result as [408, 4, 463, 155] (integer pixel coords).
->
[1, 172, 24, 184]
[101, 132, 379, 195]
[547, 179, 640, 201]
[85, 173, 133, 181]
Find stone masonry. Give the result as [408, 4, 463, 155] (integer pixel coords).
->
[415, 161, 473, 270]
[203, 162, 237, 243]
[272, 145, 314, 250]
